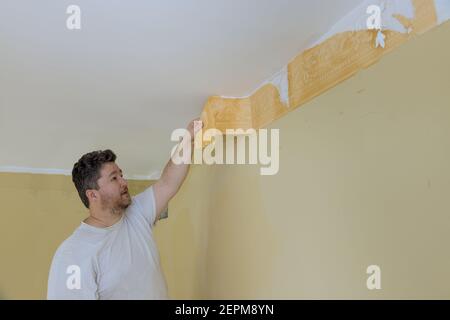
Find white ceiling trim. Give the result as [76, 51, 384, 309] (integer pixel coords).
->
[0, 166, 161, 181]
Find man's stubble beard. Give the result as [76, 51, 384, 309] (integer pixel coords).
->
[101, 193, 131, 215]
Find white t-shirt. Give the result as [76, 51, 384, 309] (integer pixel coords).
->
[47, 186, 169, 300]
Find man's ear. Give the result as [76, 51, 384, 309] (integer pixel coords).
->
[86, 189, 97, 202]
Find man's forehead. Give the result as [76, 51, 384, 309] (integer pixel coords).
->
[101, 162, 122, 176]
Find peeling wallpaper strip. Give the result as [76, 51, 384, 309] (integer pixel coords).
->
[200, 0, 449, 139]
[2, 1, 449, 175]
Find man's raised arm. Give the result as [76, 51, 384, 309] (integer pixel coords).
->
[152, 118, 202, 220]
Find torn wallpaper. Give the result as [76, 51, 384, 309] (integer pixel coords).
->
[199, 0, 450, 139]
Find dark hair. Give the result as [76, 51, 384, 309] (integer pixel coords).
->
[72, 149, 117, 208]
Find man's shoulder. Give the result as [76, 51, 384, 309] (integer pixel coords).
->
[52, 225, 102, 262]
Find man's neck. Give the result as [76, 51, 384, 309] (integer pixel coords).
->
[84, 209, 124, 228]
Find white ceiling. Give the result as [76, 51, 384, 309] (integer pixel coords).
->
[0, 0, 363, 178]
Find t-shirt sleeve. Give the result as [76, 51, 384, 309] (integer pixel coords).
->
[133, 185, 158, 227]
[47, 248, 99, 300]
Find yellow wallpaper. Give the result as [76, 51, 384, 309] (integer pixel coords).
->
[200, 0, 439, 135]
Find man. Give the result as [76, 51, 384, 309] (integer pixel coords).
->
[47, 119, 201, 299]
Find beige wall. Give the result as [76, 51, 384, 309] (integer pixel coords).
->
[0, 173, 154, 299]
[163, 21, 450, 299]
[1, 21, 450, 299]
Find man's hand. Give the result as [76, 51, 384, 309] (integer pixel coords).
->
[186, 117, 203, 142]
